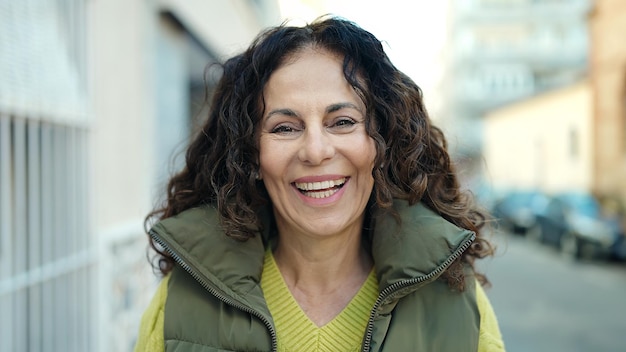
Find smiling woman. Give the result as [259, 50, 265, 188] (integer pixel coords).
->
[135, 16, 505, 352]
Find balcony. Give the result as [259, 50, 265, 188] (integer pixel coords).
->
[455, 0, 592, 23]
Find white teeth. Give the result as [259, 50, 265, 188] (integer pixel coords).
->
[302, 189, 336, 199]
[294, 178, 347, 199]
[294, 178, 346, 191]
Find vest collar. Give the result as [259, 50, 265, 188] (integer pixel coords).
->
[150, 200, 475, 298]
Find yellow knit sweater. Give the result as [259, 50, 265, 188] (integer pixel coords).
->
[261, 250, 378, 351]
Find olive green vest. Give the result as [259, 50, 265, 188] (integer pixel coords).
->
[151, 201, 479, 351]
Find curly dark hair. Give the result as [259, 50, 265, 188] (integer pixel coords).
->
[146, 16, 494, 290]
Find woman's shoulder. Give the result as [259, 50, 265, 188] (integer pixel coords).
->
[133, 276, 169, 352]
[476, 282, 506, 352]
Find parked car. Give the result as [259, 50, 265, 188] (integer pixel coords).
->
[609, 234, 626, 261]
[541, 193, 624, 260]
[491, 190, 550, 236]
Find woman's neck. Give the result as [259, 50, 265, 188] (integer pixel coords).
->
[272, 231, 372, 296]
[272, 231, 373, 327]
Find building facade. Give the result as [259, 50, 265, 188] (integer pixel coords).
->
[0, 1, 280, 351]
[483, 81, 594, 193]
[441, 0, 590, 166]
[589, 0, 626, 204]
[483, 0, 626, 210]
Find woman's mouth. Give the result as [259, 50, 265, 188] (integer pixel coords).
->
[293, 177, 347, 199]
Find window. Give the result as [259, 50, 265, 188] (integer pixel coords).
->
[623, 78, 626, 154]
[473, 24, 529, 54]
[480, 0, 525, 7]
[466, 64, 534, 100]
[569, 127, 579, 159]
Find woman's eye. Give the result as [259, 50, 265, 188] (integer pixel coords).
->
[271, 125, 296, 134]
[333, 118, 357, 128]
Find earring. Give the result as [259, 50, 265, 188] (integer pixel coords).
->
[253, 170, 261, 180]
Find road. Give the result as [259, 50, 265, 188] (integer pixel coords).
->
[478, 232, 626, 352]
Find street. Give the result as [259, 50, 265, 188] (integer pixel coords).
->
[479, 232, 626, 352]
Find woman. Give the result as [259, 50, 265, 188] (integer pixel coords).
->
[135, 16, 505, 352]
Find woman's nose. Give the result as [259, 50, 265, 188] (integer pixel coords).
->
[298, 127, 335, 165]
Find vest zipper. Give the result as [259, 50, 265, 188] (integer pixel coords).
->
[360, 231, 476, 352]
[149, 230, 279, 352]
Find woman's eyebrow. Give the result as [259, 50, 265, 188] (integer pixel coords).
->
[265, 103, 362, 120]
[265, 108, 298, 120]
[326, 102, 363, 114]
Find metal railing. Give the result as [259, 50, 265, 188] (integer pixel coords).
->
[0, 1, 94, 351]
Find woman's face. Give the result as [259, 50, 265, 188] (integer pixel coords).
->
[258, 48, 376, 240]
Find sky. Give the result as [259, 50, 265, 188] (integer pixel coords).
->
[277, 0, 450, 101]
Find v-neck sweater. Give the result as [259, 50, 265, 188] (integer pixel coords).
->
[261, 250, 378, 352]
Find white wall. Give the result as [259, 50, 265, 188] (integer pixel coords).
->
[483, 81, 593, 194]
[91, 0, 156, 234]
